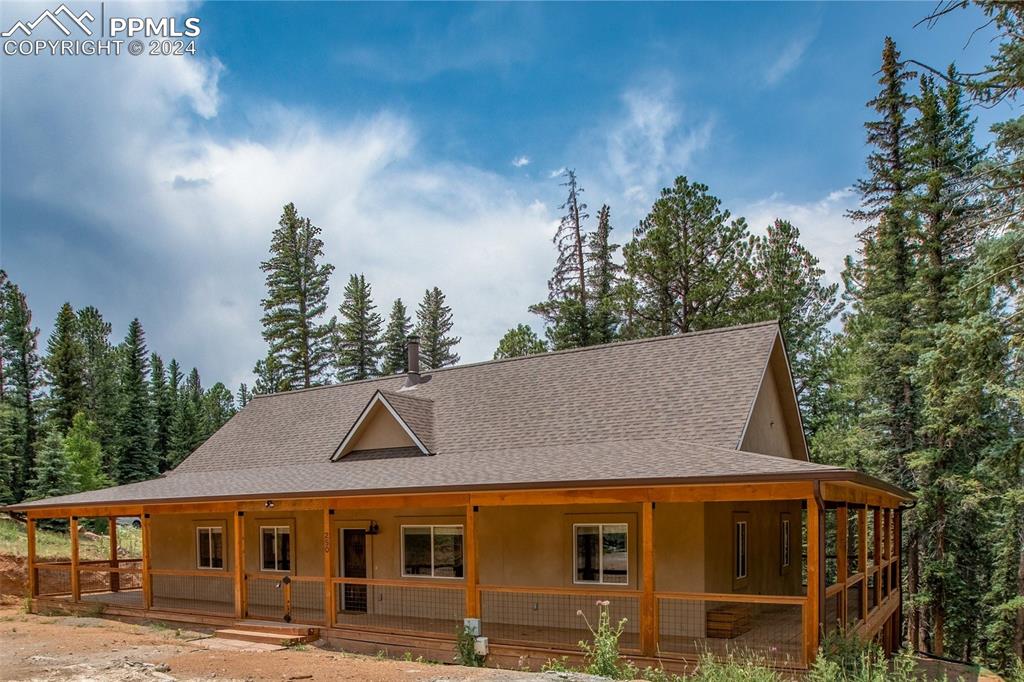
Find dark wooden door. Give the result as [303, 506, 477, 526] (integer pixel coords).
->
[341, 529, 367, 613]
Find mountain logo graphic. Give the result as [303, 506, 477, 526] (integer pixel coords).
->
[2, 4, 95, 38]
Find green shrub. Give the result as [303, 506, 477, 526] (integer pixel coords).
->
[809, 630, 922, 682]
[577, 600, 633, 679]
[453, 625, 484, 667]
[688, 651, 783, 681]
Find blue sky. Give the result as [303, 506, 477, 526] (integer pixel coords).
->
[0, 1, 1004, 390]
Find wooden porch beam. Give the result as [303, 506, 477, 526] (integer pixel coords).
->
[465, 504, 479, 620]
[234, 511, 246, 619]
[27, 517, 37, 598]
[322, 506, 334, 628]
[108, 517, 120, 593]
[70, 516, 80, 602]
[819, 482, 904, 509]
[640, 501, 656, 657]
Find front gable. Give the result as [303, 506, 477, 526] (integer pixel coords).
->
[331, 390, 434, 459]
[738, 331, 809, 461]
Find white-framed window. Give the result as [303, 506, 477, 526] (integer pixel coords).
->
[401, 525, 463, 578]
[781, 516, 792, 569]
[196, 526, 224, 570]
[574, 523, 628, 585]
[734, 520, 748, 580]
[260, 525, 292, 572]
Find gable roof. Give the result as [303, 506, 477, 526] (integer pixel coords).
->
[332, 390, 435, 458]
[8, 321, 908, 510]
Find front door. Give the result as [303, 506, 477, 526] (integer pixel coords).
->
[340, 529, 367, 612]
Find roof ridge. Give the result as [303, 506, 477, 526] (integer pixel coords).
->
[251, 319, 781, 401]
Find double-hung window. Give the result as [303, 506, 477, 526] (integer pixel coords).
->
[574, 523, 628, 585]
[401, 525, 464, 578]
[260, 526, 292, 572]
[196, 526, 224, 570]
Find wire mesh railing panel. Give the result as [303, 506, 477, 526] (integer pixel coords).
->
[290, 578, 325, 625]
[867, 574, 877, 611]
[846, 581, 863, 625]
[657, 598, 803, 667]
[824, 590, 841, 636]
[247, 576, 285, 619]
[36, 565, 72, 596]
[151, 573, 234, 615]
[481, 589, 640, 652]
[76, 567, 143, 609]
[335, 581, 464, 637]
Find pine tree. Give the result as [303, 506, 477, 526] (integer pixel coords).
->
[586, 205, 622, 345]
[203, 382, 236, 432]
[114, 319, 155, 483]
[64, 412, 110, 492]
[253, 352, 288, 394]
[169, 368, 205, 467]
[43, 302, 85, 431]
[0, 403, 19, 505]
[259, 202, 335, 390]
[380, 299, 412, 375]
[623, 176, 753, 335]
[335, 274, 384, 381]
[493, 324, 547, 359]
[531, 169, 592, 349]
[76, 306, 118, 457]
[237, 383, 252, 408]
[416, 287, 461, 369]
[26, 427, 73, 500]
[149, 353, 173, 472]
[0, 274, 42, 500]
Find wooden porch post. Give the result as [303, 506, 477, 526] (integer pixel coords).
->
[836, 505, 848, 631]
[641, 500, 656, 657]
[804, 494, 823, 666]
[70, 516, 80, 602]
[141, 513, 152, 609]
[323, 506, 334, 628]
[234, 511, 246, 619]
[108, 517, 120, 593]
[858, 507, 868, 623]
[27, 517, 37, 598]
[873, 508, 882, 609]
[465, 504, 480, 620]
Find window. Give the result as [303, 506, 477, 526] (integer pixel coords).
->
[401, 525, 463, 578]
[734, 520, 748, 580]
[196, 526, 224, 570]
[574, 523, 628, 585]
[260, 526, 291, 572]
[781, 515, 792, 570]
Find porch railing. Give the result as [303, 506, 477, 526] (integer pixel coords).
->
[247, 573, 325, 625]
[333, 577, 465, 638]
[150, 568, 234, 616]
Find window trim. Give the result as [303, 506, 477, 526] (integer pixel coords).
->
[195, 525, 226, 571]
[400, 524, 465, 580]
[259, 525, 293, 573]
[734, 517, 749, 582]
[572, 522, 629, 586]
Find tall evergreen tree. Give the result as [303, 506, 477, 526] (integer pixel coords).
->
[531, 169, 592, 349]
[76, 306, 118, 457]
[335, 274, 384, 381]
[237, 383, 252, 408]
[150, 353, 174, 472]
[380, 299, 412, 375]
[43, 302, 85, 431]
[259, 202, 336, 389]
[203, 382, 236, 433]
[416, 287, 461, 369]
[169, 368, 205, 467]
[623, 176, 753, 335]
[0, 403, 19, 505]
[586, 204, 622, 345]
[64, 412, 110, 493]
[253, 352, 288, 394]
[26, 427, 73, 501]
[0, 274, 42, 500]
[114, 319, 155, 483]
[493, 324, 548, 359]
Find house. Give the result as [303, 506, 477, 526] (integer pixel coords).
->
[7, 321, 909, 671]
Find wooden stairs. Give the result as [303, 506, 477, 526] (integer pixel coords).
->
[214, 620, 320, 646]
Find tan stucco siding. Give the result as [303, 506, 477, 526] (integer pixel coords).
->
[345, 402, 416, 452]
[739, 365, 794, 458]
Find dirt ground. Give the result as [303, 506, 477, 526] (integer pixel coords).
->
[0, 607, 579, 682]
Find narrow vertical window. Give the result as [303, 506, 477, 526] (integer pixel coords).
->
[196, 526, 224, 569]
[781, 517, 791, 569]
[735, 520, 748, 580]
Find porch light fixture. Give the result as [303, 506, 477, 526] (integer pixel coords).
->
[367, 520, 380, 535]
[265, 500, 275, 509]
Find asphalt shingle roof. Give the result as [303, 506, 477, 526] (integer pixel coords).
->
[12, 321, 897, 510]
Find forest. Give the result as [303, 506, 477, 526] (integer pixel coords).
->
[0, 0, 1022, 673]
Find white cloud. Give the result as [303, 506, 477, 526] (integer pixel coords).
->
[512, 155, 530, 168]
[763, 34, 812, 87]
[1, 4, 555, 389]
[741, 188, 860, 285]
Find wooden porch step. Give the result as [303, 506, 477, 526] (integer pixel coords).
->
[214, 628, 313, 646]
[231, 620, 319, 638]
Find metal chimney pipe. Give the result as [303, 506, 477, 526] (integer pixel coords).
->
[405, 335, 420, 386]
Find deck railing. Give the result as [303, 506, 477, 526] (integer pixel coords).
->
[247, 573, 325, 625]
[149, 569, 234, 616]
[333, 577, 465, 638]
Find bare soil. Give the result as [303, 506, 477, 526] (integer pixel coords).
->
[0, 607, 572, 682]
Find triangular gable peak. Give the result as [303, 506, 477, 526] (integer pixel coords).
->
[331, 390, 434, 460]
[738, 328, 810, 461]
